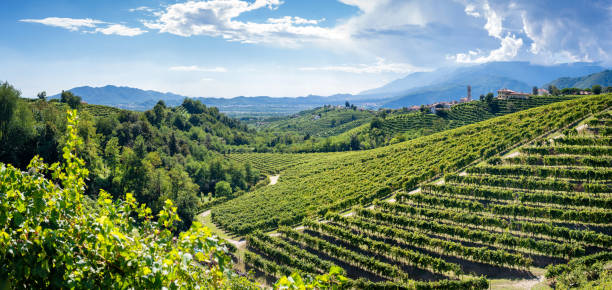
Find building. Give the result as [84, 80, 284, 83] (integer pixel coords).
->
[497, 88, 530, 99]
[579, 90, 593, 95]
[537, 88, 549, 96]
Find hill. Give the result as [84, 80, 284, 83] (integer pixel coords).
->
[253, 105, 376, 137]
[546, 69, 612, 89]
[241, 104, 612, 287]
[211, 94, 611, 235]
[360, 61, 605, 107]
[276, 96, 577, 152]
[49, 85, 187, 109]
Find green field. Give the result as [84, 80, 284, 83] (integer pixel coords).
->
[212, 94, 611, 235]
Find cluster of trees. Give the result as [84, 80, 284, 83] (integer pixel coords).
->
[0, 111, 257, 288]
[0, 82, 270, 230]
[543, 84, 610, 96]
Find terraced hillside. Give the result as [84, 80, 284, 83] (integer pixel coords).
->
[286, 95, 578, 152]
[212, 94, 611, 235]
[345, 96, 577, 146]
[239, 102, 612, 288]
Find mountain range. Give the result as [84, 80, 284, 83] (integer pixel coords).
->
[50, 61, 608, 114]
[360, 61, 606, 107]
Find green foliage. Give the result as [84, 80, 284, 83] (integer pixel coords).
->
[274, 266, 348, 289]
[546, 252, 612, 289]
[0, 110, 254, 288]
[593, 84, 602, 95]
[60, 90, 82, 109]
[215, 181, 233, 197]
[212, 95, 611, 235]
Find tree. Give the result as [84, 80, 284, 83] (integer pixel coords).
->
[548, 85, 560, 96]
[592, 85, 602, 95]
[485, 92, 494, 103]
[479, 94, 485, 101]
[345, 101, 350, 107]
[60, 90, 82, 109]
[37, 91, 46, 101]
[0, 82, 19, 137]
[532, 86, 538, 96]
[420, 105, 429, 113]
[350, 134, 360, 151]
[215, 180, 233, 197]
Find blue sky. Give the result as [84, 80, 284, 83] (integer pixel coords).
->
[1, 0, 610, 98]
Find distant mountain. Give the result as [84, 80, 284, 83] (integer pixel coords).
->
[382, 75, 530, 108]
[361, 61, 606, 108]
[545, 70, 612, 89]
[49, 85, 382, 116]
[49, 85, 187, 109]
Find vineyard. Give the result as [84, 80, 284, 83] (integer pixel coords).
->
[256, 106, 375, 137]
[237, 97, 612, 288]
[212, 95, 611, 235]
[225, 152, 330, 175]
[324, 95, 578, 150]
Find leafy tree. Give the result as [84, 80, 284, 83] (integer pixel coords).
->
[532, 86, 538, 95]
[37, 91, 46, 101]
[548, 85, 560, 96]
[479, 94, 485, 101]
[349, 134, 360, 150]
[485, 92, 494, 103]
[0, 110, 255, 288]
[215, 180, 233, 197]
[345, 101, 350, 107]
[60, 90, 82, 109]
[592, 84, 602, 95]
[0, 82, 19, 137]
[370, 117, 382, 129]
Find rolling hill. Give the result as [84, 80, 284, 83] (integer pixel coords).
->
[546, 69, 612, 89]
[211, 94, 611, 235]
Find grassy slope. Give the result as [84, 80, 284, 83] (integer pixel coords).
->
[255, 106, 375, 137]
[212, 94, 611, 235]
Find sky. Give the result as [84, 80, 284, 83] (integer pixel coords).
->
[1, 0, 611, 98]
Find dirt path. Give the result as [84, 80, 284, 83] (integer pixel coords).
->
[201, 209, 211, 217]
[505, 151, 521, 158]
[269, 175, 280, 185]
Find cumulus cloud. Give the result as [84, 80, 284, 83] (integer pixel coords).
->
[300, 58, 423, 74]
[452, 0, 612, 65]
[20, 17, 146, 37]
[454, 34, 523, 63]
[143, 0, 344, 45]
[170, 65, 228, 72]
[20, 17, 103, 31]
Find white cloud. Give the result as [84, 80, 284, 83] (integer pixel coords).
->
[19, 17, 103, 31]
[170, 65, 228, 72]
[94, 24, 147, 36]
[143, 0, 345, 45]
[267, 16, 324, 25]
[129, 6, 155, 13]
[20, 17, 146, 37]
[300, 58, 423, 74]
[454, 34, 523, 63]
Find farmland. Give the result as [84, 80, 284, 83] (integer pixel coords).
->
[212, 95, 611, 235]
[238, 96, 612, 287]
